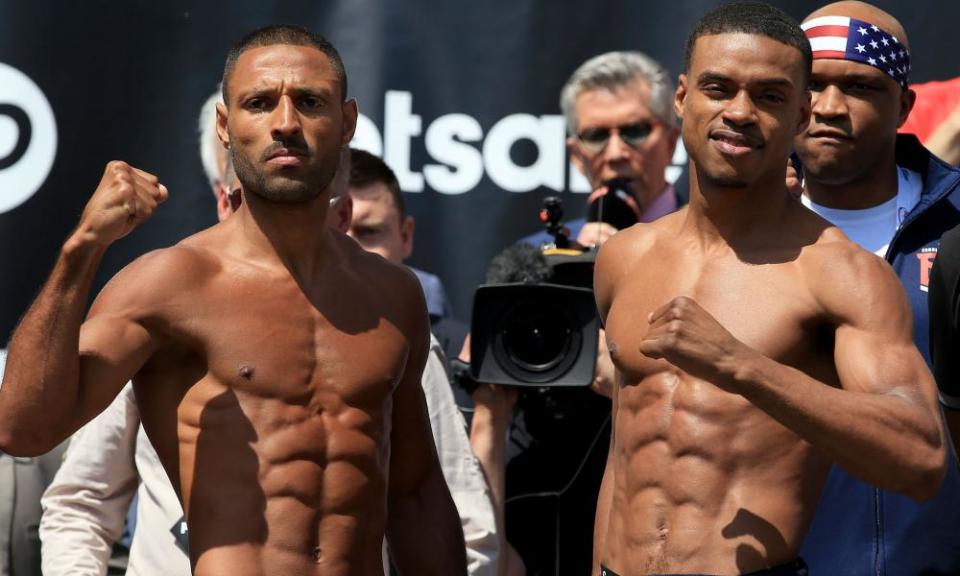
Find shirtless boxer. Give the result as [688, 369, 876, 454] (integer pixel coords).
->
[0, 25, 466, 576]
[591, 3, 946, 575]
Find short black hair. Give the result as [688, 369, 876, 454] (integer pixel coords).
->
[222, 25, 347, 104]
[684, 1, 811, 81]
[349, 149, 405, 218]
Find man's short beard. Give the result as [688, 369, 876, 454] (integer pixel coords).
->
[796, 156, 854, 187]
[231, 147, 335, 204]
[700, 171, 748, 190]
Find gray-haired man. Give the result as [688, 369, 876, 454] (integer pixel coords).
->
[523, 51, 681, 248]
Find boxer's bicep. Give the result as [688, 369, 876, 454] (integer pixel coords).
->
[74, 312, 155, 430]
[826, 250, 939, 411]
[70, 249, 178, 431]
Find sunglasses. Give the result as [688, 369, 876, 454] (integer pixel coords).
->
[576, 121, 660, 153]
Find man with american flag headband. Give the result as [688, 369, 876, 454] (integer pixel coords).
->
[794, 2, 960, 575]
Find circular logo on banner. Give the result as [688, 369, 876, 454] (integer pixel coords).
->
[0, 62, 57, 214]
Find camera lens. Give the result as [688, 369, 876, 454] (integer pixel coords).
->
[494, 299, 581, 383]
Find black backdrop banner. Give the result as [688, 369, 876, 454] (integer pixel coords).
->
[2, 0, 958, 340]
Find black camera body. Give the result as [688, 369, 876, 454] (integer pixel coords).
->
[469, 281, 599, 387]
[466, 197, 600, 388]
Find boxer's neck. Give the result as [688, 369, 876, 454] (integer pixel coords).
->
[235, 192, 334, 280]
[684, 168, 793, 251]
[803, 156, 899, 210]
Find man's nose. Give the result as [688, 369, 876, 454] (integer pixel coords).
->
[722, 90, 757, 126]
[602, 130, 632, 161]
[812, 84, 848, 119]
[271, 96, 302, 139]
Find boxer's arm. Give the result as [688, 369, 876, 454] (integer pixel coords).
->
[41, 385, 140, 575]
[0, 161, 167, 455]
[794, 247, 944, 497]
[386, 283, 467, 575]
[643, 248, 946, 500]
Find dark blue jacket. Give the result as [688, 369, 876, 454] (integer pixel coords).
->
[801, 135, 960, 575]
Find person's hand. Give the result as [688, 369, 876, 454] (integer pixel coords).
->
[640, 296, 754, 392]
[576, 221, 619, 248]
[460, 334, 518, 424]
[924, 100, 960, 167]
[75, 161, 168, 247]
[471, 382, 519, 425]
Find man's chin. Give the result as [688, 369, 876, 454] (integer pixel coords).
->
[795, 155, 857, 187]
[702, 174, 749, 189]
[251, 181, 321, 204]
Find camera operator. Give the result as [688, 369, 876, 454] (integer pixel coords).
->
[462, 241, 606, 575]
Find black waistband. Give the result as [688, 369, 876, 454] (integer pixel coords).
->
[600, 557, 808, 576]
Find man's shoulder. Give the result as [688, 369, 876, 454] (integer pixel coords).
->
[594, 216, 680, 293]
[602, 209, 683, 255]
[336, 234, 426, 313]
[99, 242, 221, 304]
[83, 233, 233, 333]
[802, 231, 907, 319]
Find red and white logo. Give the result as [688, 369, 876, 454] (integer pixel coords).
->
[918, 246, 937, 293]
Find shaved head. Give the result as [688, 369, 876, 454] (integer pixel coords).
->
[805, 1, 910, 50]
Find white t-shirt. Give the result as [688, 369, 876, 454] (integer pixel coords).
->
[802, 166, 923, 256]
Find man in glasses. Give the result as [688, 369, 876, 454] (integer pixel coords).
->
[523, 51, 681, 249]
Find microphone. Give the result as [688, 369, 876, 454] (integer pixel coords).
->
[586, 178, 642, 230]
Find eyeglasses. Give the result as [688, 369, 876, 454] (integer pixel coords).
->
[576, 121, 660, 154]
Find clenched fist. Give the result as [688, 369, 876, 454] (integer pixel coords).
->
[640, 296, 753, 391]
[76, 161, 168, 247]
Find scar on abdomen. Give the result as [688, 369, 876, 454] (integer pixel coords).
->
[239, 365, 254, 379]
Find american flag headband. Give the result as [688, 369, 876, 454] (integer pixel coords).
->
[801, 16, 911, 89]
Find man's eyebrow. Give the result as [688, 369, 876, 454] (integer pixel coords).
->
[697, 72, 733, 85]
[236, 87, 275, 101]
[697, 71, 793, 88]
[815, 73, 886, 86]
[236, 85, 334, 101]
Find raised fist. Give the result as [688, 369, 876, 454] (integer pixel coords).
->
[76, 161, 169, 246]
[640, 296, 751, 391]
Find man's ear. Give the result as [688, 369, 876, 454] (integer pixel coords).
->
[334, 194, 353, 234]
[216, 184, 232, 222]
[341, 98, 359, 147]
[675, 74, 688, 121]
[897, 87, 917, 129]
[401, 215, 415, 260]
[216, 102, 230, 150]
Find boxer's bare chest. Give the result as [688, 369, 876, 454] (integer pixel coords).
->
[605, 245, 831, 388]
[149, 265, 410, 411]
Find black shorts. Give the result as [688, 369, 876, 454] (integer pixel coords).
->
[600, 557, 808, 576]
